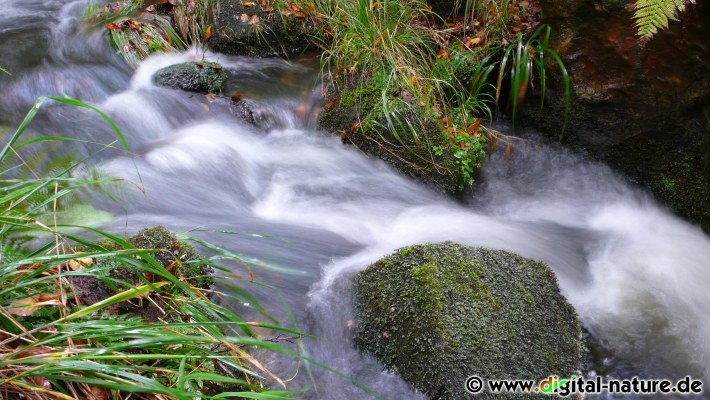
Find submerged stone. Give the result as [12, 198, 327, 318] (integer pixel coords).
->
[355, 242, 584, 399]
[154, 61, 228, 94]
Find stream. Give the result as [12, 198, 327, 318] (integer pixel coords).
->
[1, 1, 709, 399]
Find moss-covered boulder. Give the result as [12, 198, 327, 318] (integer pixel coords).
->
[355, 242, 584, 399]
[318, 75, 481, 194]
[73, 226, 213, 320]
[209, 0, 315, 57]
[154, 61, 228, 94]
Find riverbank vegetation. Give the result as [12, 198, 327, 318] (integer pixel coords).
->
[87, 0, 569, 192]
[87, 0, 692, 194]
[311, 0, 569, 191]
[0, 97, 307, 399]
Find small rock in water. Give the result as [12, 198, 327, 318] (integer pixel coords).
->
[153, 61, 228, 94]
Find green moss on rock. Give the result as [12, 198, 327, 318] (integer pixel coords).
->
[355, 242, 583, 399]
[318, 76, 469, 194]
[74, 226, 213, 320]
[128, 226, 213, 290]
[154, 61, 228, 94]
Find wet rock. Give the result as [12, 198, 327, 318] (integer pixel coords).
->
[209, 0, 315, 57]
[154, 61, 228, 94]
[522, 0, 709, 231]
[356, 242, 584, 399]
[228, 97, 257, 126]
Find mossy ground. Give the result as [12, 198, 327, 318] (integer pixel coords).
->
[209, 0, 315, 57]
[318, 74, 473, 194]
[355, 242, 583, 399]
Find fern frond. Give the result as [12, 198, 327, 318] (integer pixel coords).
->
[633, 0, 692, 39]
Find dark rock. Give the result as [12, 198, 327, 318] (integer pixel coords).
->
[154, 61, 228, 93]
[209, 0, 315, 57]
[228, 97, 257, 126]
[522, 0, 709, 231]
[356, 242, 584, 399]
[427, 0, 465, 17]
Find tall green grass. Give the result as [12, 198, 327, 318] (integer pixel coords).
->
[319, 0, 436, 93]
[306, 0, 568, 134]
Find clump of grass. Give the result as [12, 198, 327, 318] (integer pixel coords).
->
[86, 0, 214, 67]
[318, 0, 438, 99]
[0, 96, 314, 399]
[173, 0, 216, 45]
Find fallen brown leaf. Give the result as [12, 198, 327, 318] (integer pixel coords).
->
[324, 99, 337, 109]
[83, 385, 110, 400]
[437, 49, 451, 60]
[67, 257, 93, 271]
[8, 294, 63, 316]
[105, 22, 122, 32]
[465, 37, 482, 47]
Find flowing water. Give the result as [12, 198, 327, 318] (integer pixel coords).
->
[2, 1, 709, 399]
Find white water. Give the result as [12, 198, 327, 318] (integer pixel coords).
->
[2, 1, 709, 398]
